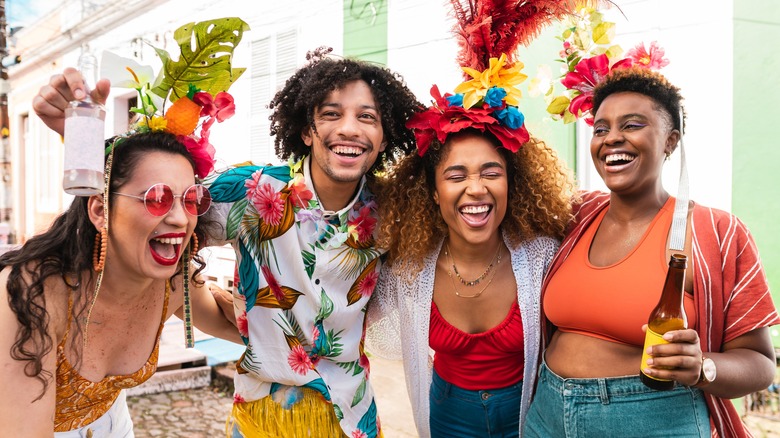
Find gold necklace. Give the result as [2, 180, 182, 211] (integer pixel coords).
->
[443, 244, 502, 298]
[445, 242, 502, 286]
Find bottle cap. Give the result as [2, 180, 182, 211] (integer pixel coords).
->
[670, 253, 687, 268]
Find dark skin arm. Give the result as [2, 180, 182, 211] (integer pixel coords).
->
[642, 326, 776, 399]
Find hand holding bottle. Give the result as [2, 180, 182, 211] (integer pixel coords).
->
[61, 49, 110, 196]
[641, 325, 705, 388]
[32, 67, 111, 137]
[639, 254, 704, 390]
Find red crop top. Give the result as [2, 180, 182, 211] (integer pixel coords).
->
[544, 197, 696, 347]
[429, 300, 524, 390]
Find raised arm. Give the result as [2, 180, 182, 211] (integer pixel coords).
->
[0, 267, 59, 436]
[32, 67, 111, 136]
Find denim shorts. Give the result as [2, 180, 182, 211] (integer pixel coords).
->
[429, 369, 523, 437]
[523, 361, 710, 437]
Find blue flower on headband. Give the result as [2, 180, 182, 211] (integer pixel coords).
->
[495, 106, 524, 129]
[446, 93, 464, 107]
[484, 86, 507, 108]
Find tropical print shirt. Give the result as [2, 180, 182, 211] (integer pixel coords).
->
[204, 156, 382, 438]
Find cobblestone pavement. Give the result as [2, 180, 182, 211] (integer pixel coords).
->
[128, 386, 232, 437]
[128, 356, 417, 437]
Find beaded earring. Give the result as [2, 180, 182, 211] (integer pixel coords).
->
[92, 227, 107, 272]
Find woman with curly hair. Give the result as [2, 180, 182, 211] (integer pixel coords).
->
[365, 2, 588, 436]
[369, 126, 574, 437]
[522, 67, 779, 437]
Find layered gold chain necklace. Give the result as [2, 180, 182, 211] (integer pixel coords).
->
[443, 241, 503, 298]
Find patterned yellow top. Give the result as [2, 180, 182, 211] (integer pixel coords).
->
[54, 282, 170, 431]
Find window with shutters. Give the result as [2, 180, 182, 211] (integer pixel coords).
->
[249, 29, 298, 164]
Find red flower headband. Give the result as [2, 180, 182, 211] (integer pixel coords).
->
[407, 83, 529, 156]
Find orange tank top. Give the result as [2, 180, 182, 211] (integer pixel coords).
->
[544, 197, 696, 346]
[54, 282, 170, 432]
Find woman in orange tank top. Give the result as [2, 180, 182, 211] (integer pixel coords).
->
[523, 66, 779, 437]
[0, 47, 243, 435]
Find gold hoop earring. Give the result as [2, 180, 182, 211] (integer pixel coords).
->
[92, 227, 107, 272]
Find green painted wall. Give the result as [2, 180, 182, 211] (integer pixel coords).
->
[343, 0, 388, 64]
[518, 26, 577, 168]
[733, 0, 780, 347]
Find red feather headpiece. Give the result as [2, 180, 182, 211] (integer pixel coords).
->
[407, 0, 588, 155]
[452, 0, 588, 73]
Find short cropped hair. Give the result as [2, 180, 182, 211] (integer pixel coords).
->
[592, 67, 686, 131]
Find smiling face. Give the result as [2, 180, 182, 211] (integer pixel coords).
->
[590, 91, 679, 198]
[302, 80, 387, 197]
[106, 151, 198, 279]
[433, 133, 508, 249]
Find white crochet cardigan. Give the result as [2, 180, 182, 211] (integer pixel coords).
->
[367, 235, 558, 438]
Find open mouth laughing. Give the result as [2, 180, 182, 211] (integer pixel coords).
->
[459, 203, 493, 227]
[331, 144, 365, 158]
[149, 233, 185, 266]
[605, 153, 636, 167]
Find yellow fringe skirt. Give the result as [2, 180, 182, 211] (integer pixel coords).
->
[226, 387, 352, 438]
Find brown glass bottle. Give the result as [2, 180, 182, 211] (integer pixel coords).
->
[640, 254, 688, 390]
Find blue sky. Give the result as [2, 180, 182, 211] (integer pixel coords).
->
[7, 0, 59, 28]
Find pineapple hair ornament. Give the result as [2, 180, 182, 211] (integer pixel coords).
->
[92, 17, 249, 348]
[101, 17, 250, 178]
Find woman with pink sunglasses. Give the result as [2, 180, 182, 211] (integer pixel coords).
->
[0, 130, 242, 436]
[0, 17, 246, 436]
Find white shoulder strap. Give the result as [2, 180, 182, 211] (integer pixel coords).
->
[669, 109, 688, 251]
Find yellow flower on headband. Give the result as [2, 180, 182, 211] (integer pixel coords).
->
[148, 116, 168, 132]
[137, 115, 168, 132]
[455, 54, 528, 109]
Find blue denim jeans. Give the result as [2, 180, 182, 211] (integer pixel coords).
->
[523, 361, 710, 437]
[429, 369, 523, 437]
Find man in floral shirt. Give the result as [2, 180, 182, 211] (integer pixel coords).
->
[33, 46, 420, 437]
[204, 48, 421, 437]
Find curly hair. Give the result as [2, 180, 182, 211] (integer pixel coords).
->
[269, 48, 422, 175]
[592, 67, 686, 131]
[377, 129, 575, 274]
[0, 131, 212, 398]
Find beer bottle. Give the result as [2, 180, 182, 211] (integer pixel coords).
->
[640, 253, 688, 390]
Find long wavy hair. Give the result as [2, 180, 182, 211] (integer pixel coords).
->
[0, 131, 213, 398]
[377, 129, 576, 275]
